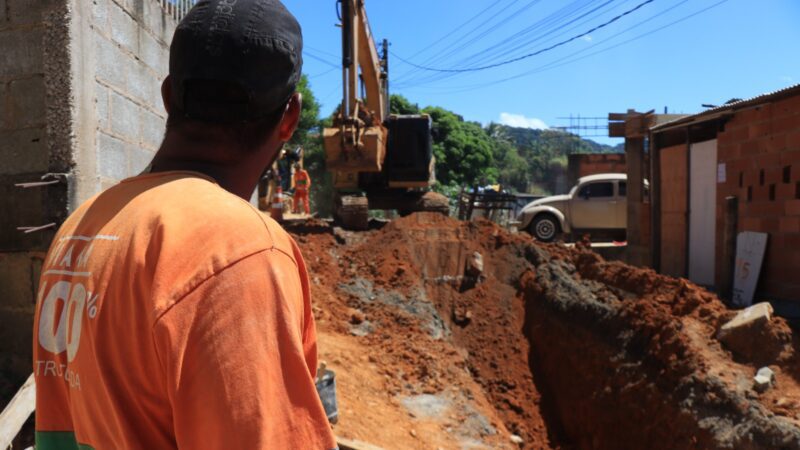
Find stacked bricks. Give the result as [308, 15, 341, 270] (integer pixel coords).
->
[715, 91, 800, 301]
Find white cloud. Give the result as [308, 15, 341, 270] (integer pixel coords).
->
[781, 75, 794, 83]
[582, 35, 593, 42]
[499, 113, 549, 130]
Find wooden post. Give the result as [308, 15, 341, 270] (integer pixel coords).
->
[0, 374, 35, 450]
[719, 196, 739, 302]
[651, 132, 662, 271]
[625, 115, 647, 266]
[466, 186, 477, 221]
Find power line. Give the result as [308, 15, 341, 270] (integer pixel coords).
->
[393, 0, 656, 74]
[393, 0, 528, 83]
[397, 0, 508, 65]
[398, 0, 622, 88]
[470, 0, 622, 68]
[305, 45, 339, 59]
[396, 0, 609, 88]
[309, 67, 339, 79]
[397, 0, 728, 95]
[304, 50, 339, 69]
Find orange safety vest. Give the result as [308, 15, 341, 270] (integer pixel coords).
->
[294, 170, 311, 193]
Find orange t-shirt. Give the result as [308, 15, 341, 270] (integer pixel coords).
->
[32, 171, 337, 450]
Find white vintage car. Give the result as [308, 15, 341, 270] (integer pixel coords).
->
[517, 173, 635, 242]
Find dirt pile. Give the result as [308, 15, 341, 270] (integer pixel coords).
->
[288, 213, 800, 449]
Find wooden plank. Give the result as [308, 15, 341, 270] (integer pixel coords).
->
[608, 122, 626, 137]
[608, 112, 628, 121]
[0, 374, 35, 450]
[337, 437, 386, 450]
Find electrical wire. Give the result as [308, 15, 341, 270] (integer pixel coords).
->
[309, 67, 339, 79]
[470, 0, 624, 68]
[398, 0, 623, 88]
[393, 0, 656, 74]
[393, 0, 527, 83]
[418, 0, 546, 68]
[399, 0, 728, 95]
[306, 45, 340, 60]
[304, 50, 340, 69]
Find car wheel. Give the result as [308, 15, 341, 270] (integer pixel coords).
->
[530, 214, 560, 242]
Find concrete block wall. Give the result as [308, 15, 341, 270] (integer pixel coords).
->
[88, 0, 175, 192]
[0, 0, 60, 404]
[716, 93, 800, 301]
[0, 0, 50, 177]
[0, 0, 177, 406]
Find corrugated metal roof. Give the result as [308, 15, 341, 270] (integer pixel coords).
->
[651, 83, 800, 132]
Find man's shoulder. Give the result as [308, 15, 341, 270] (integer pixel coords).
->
[71, 172, 298, 267]
[69, 173, 301, 317]
[142, 174, 295, 257]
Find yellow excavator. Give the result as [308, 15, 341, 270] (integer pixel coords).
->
[324, 0, 449, 229]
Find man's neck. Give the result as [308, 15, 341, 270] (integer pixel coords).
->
[150, 133, 265, 200]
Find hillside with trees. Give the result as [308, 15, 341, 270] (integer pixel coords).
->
[389, 94, 621, 195]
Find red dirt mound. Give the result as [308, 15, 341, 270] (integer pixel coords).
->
[287, 212, 800, 449]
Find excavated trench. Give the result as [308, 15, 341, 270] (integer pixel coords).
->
[291, 213, 800, 449]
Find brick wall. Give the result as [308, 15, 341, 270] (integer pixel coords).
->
[715, 93, 800, 301]
[567, 153, 627, 187]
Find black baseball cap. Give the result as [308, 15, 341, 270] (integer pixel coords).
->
[169, 0, 303, 123]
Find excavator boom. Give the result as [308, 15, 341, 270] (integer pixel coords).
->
[323, 0, 389, 178]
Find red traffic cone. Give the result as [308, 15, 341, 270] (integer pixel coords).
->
[271, 185, 284, 222]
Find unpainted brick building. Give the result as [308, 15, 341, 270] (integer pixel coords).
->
[650, 84, 800, 310]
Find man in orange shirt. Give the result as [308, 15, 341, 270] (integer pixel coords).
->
[293, 162, 312, 215]
[32, 1, 337, 449]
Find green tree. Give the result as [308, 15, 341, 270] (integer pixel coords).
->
[389, 94, 420, 115]
[290, 75, 321, 148]
[423, 106, 496, 188]
[292, 75, 335, 216]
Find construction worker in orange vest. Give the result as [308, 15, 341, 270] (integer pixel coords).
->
[292, 162, 311, 215]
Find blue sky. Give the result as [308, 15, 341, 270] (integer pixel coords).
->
[282, 0, 800, 144]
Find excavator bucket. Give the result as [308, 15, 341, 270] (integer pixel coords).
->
[323, 124, 387, 173]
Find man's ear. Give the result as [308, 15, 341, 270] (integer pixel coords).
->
[278, 92, 303, 142]
[161, 76, 172, 114]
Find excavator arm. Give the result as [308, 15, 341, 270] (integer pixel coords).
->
[324, 0, 389, 180]
[342, 0, 388, 123]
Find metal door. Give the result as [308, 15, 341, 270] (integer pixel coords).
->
[688, 139, 717, 286]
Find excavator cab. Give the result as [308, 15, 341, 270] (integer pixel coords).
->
[383, 114, 435, 188]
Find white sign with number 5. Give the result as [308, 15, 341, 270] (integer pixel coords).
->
[732, 231, 768, 308]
